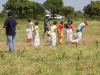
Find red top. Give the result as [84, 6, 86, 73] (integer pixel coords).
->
[57, 24, 64, 30]
[69, 24, 74, 30]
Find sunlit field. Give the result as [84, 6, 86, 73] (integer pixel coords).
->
[0, 18, 100, 75]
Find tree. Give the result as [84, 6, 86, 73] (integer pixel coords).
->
[43, 0, 64, 15]
[0, 10, 7, 17]
[32, 2, 45, 19]
[83, 1, 100, 17]
[74, 11, 84, 18]
[62, 6, 74, 18]
[2, 0, 45, 19]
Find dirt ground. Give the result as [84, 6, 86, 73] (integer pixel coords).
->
[0, 39, 49, 51]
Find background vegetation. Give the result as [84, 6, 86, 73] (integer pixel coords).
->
[0, 0, 100, 75]
[0, 0, 100, 20]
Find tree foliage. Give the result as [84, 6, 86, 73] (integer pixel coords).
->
[43, 0, 64, 14]
[2, 0, 45, 19]
[83, 1, 100, 17]
[62, 6, 74, 18]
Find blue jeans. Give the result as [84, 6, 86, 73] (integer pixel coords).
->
[7, 35, 15, 52]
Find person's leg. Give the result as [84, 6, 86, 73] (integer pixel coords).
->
[77, 32, 82, 42]
[52, 32, 56, 46]
[7, 35, 15, 52]
[42, 27, 49, 39]
[60, 30, 63, 43]
[41, 27, 47, 39]
[66, 29, 69, 42]
[69, 29, 73, 42]
[12, 35, 15, 52]
[57, 30, 60, 42]
[72, 32, 82, 44]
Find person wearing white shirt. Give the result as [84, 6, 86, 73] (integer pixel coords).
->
[49, 21, 57, 46]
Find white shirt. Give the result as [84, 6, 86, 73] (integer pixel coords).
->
[28, 22, 33, 31]
[50, 25, 57, 32]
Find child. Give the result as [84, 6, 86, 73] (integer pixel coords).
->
[57, 21, 64, 43]
[49, 21, 57, 46]
[72, 20, 88, 44]
[32, 22, 40, 46]
[27, 18, 34, 31]
[69, 20, 74, 42]
[64, 19, 71, 43]
[26, 18, 33, 42]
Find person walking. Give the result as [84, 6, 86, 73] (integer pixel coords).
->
[3, 11, 18, 52]
[41, 16, 50, 40]
[72, 20, 88, 44]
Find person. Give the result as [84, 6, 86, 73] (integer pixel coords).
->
[72, 20, 88, 44]
[41, 16, 50, 40]
[69, 20, 74, 42]
[32, 22, 40, 46]
[27, 18, 34, 31]
[64, 19, 71, 43]
[3, 11, 17, 52]
[26, 18, 34, 42]
[49, 21, 57, 46]
[57, 21, 64, 43]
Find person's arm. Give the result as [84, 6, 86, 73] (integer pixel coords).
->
[3, 19, 8, 28]
[3, 26, 7, 28]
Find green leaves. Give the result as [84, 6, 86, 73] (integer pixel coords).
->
[2, 0, 45, 19]
[83, 1, 100, 17]
[43, 0, 64, 14]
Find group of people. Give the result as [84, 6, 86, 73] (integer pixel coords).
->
[26, 16, 88, 47]
[3, 11, 88, 52]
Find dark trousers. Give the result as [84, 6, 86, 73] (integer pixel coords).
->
[42, 26, 49, 39]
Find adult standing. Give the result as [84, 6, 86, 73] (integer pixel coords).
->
[3, 11, 17, 52]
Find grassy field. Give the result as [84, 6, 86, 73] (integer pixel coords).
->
[0, 18, 100, 75]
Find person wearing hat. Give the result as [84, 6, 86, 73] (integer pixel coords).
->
[41, 16, 50, 39]
[3, 11, 18, 52]
[72, 20, 88, 44]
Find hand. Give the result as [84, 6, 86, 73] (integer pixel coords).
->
[3, 26, 6, 28]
